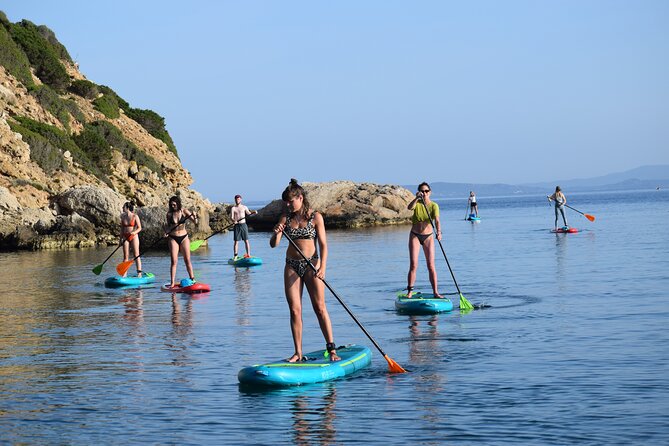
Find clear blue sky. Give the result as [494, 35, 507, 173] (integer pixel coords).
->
[2, 1, 668, 202]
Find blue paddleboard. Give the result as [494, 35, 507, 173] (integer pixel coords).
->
[395, 292, 454, 314]
[467, 213, 481, 221]
[104, 272, 155, 288]
[238, 344, 372, 387]
[228, 256, 263, 267]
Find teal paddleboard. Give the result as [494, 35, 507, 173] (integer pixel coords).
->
[104, 272, 155, 288]
[238, 344, 372, 387]
[228, 256, 263, 267]
[467, 213, 481, 221]
[395, 292, 454, 314]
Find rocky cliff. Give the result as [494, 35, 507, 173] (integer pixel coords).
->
[0, 14, 210, 249]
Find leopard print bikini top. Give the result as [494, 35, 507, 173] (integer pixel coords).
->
[284, 213, 317, 240]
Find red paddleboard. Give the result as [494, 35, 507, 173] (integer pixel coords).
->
[551, 227, 578, 233]
[161, 282, 211, 293]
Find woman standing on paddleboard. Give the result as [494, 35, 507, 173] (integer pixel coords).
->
[165, 196, 198, 288]
[120, 201, 142, 277]
[548, 186, 569, 230]
[270, 179, 341, 363]
[406, 182, 443, 298]
[468, 191, 479, 218]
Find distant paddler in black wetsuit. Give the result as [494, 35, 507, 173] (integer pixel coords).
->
[406, 182, 443, 298]
[164, 195, 198, 289]
[269, 179, 341, 363]
[120, 201, 142, 277]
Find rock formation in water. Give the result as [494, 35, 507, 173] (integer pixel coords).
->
[250, 181, 415, 230]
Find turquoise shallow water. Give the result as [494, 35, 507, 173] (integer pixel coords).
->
[1, 190, 668, 444]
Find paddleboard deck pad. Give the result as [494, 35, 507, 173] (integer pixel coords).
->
[160, 282, 211, 293]
[104, 272, 155, 288]
[396, 292, 454, 314]
[238, 344, 372, 387]
[551, 227, 578, 233]
[228, 256, 263, 267]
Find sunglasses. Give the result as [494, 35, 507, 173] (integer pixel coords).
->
[419, 189, 430, 193]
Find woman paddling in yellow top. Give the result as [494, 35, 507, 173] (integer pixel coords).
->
[406, 182, 443, 298]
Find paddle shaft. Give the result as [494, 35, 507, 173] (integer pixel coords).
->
[418, 197, 464, 295]
[200, 213, 257, 243]
[126, 215, 194, 263]
[564, 203, 585, 216]
[99, 242, 123, 266]
[281, 230, 391, 359]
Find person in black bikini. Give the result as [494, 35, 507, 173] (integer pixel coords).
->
[406, 182, 443, 298]
[270, 179, 340, 363]
[120, 201, 142, 277]
[164, 196, 198, 288]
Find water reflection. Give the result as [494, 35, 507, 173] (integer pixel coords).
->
[408, 315, 447, 429]
[554, 233, 568, 288]
[119, 289, 144, 332]
[290, 385, 337, 446]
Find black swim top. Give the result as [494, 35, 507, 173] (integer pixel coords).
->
[284, 213, 317, 240]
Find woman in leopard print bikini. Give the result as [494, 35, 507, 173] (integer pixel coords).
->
[270, 179, 341, 363]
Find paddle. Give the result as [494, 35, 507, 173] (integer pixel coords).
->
[564, 204, 596, 222]
[281, 229, 407, 373]
[418, 196, 475, 311]
[464, 201, 470, 220]
[92, 242, 124, 275]
[189, 222, 234, 252]
[190, 213, 257, 251]
[115, 214, 194, 276]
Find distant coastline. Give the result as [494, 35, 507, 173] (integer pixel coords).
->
[404, 165, 669, 199]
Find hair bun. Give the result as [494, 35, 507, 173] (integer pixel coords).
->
[289, 178, 298, 186]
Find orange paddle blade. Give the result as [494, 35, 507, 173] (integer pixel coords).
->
[585, 214, 595, 222]
[116, 260, 134, 276]
[384, 355, 407, 373]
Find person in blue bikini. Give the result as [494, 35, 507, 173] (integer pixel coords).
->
[165, 196, 198, 288]
[270, 179, 340, 363]
[406, 182, 443, 298]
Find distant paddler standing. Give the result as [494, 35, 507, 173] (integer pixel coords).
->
[230, 194, 257, 260]
[547, 186, 569, 230]
[467, 191, 479, 219]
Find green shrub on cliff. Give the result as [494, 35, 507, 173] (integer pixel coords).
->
[69, 79, 99, 99]
[11, 116, 111, 185]
[9, 20, 69, 92]
[92, 93, 120, 119]
[126, 108, 178, 156]
[8, 119, 68, 173]
[0, 21, 35, 88]
[78, 121, 163, 177]
[35, 24, 72, 63]
[73, 124, 113, 169]
[30, 84, 77, 131]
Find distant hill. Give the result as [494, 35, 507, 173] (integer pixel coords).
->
[405, 165, 669, 199]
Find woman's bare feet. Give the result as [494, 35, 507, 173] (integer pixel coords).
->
[328, 350, 341, 362]
[286, 353, 303, 363]
[434, 292, 444, 299]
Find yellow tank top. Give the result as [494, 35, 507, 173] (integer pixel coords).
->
[412, 202, 439, 224]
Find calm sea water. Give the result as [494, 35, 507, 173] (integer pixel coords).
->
[1, 190, 668, 445]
